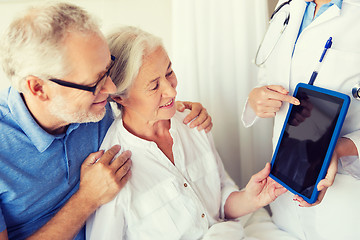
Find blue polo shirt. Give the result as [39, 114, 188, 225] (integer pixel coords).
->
[0, 87, 114, 240]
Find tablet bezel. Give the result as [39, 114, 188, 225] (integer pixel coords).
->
[269, 83, 350, 204]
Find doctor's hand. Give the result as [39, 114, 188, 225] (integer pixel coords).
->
[293, 138, 356, 207]
[176, 101, 213, 133]
[248, 85, 300, 118]
[293, 152, 338, 207]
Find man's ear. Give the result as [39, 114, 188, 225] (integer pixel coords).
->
[25, 76, 49, 101]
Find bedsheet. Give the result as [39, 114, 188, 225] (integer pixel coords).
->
[201, 207, 299, 240]
[242, 208, 299, 240]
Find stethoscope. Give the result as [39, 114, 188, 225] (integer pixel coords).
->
[352, 83, 360, 100]
[254, 0, 292, 66]
[255, 0, 360, 100]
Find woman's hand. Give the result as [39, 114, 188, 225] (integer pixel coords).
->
[176, 101, 212, 132]
[244, 162, 287, 208]
[224, 163, 286, 219]
[248, 85, 300, 118]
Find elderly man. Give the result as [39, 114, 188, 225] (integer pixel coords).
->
[0, 3, 212, 240]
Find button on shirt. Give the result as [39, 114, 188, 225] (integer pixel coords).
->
[86, 111, 239, 240]
[0, 87, 113, 240]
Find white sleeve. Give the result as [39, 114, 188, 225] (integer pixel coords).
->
[206, 132, 239, 219]
[339, 130, 360, 179]
[241, 99, 259, 128]
[241, 59, 269, 128]
[86, 195, 126, 240]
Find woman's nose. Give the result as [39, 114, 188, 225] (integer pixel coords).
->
[162, 78, 177, 97]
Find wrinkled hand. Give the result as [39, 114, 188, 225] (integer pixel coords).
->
[79, 145, 132, 207]
[248, 85, 300, 118]
[176, 101, 212, 132]
[245, 163, 287, 208]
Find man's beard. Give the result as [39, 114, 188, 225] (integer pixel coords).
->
[48, 94, 106, 124]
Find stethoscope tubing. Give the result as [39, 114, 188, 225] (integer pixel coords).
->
[255, 0, 292, 66]
[270, 0, 293, 19]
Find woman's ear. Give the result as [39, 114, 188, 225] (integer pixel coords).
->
[111, 95, 123, 104]
[25, 76, 49, 101]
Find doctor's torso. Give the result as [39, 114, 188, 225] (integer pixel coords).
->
[264, 0, 360, 239]
[261, 0, 360, 148]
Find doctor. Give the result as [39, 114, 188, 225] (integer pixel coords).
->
[243, 0, 360, 239]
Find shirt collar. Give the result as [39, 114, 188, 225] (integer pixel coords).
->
[7, 87, 80, 152]
[332, 0, 343, 9]
[306, 0, 343, 9]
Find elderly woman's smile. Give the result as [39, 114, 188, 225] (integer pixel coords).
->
[159, 98, 175, 108]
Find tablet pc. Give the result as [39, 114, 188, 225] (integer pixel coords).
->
[270, 83, 350, 204]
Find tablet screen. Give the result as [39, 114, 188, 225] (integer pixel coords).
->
[271, 86, 344, 199]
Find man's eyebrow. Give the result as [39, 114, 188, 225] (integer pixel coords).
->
[167, 61, 172, 70]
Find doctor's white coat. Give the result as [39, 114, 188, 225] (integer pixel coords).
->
[243, 0, 360, 239]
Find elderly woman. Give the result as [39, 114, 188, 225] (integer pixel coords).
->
[86, 26, 286, 240]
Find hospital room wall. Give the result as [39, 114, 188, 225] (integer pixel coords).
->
[268, 0, 277, 16]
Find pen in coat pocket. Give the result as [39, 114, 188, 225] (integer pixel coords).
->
[308, 37, 333, 85]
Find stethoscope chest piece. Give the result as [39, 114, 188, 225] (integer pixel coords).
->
[352, 83, 360, 100]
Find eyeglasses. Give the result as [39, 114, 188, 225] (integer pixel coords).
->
[49, 55, 116, 95]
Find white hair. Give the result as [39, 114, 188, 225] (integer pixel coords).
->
[0, 2, 102, 92]
[106, 26, 164, 111]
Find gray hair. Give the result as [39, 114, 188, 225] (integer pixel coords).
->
[106, 26, 163, 111]
[0, 2, 102, 92]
